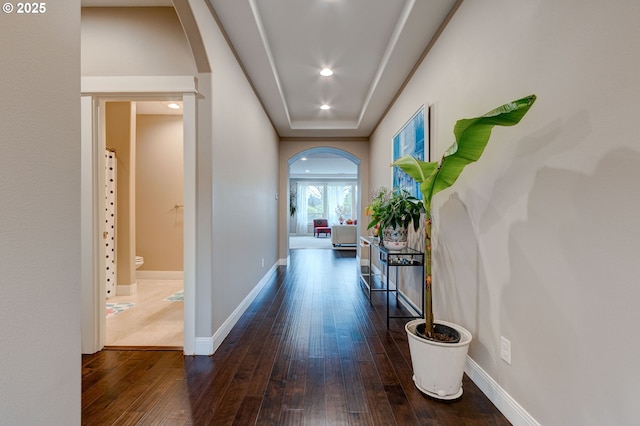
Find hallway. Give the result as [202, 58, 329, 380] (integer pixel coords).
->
[82, 249, 508, 425]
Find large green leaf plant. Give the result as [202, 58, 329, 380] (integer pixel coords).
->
[393, 94, 537, 339]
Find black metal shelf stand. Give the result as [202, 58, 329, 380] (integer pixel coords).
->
[359, 236, 425, 328]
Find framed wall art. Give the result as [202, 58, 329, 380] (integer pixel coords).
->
[392, 105, 429, 199]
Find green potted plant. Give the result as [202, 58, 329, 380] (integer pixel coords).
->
[366, 187, 422, 250]
[392, 94, 537, 399]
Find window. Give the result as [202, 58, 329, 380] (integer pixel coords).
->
[294, 181, 357, 233]
[306, 184, 325, 222]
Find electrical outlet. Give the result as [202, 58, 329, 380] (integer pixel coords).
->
[261, 258, 265, 267]
[500, 336, 512, 365]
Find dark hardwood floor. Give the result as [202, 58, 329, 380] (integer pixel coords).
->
[82, 249, 510, 425]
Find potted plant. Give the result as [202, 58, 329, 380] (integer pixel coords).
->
[392, 94, 537, 399]
[366, 187, 422, 250]
[335, 204, 347, 224]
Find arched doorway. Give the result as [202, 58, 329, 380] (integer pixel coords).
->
[287, 148, 361, 251]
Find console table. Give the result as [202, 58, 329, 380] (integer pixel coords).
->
[359, 236, 425, 328]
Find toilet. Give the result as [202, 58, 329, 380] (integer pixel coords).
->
[135, 256, 144, 269]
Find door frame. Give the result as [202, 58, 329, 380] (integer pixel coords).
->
[81, 76, 197, 354]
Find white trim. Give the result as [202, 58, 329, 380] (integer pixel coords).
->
[356, 0, 416, 127]
[182, 92, 196, 356]
[195, 337, 214, 355]
[465, 357, 541, 426]
[116, 283, 137, 296]
[279, 257, 289, 266]
[136, 270, 184, 280]
[82, 97, 108, 353]
[81, 76, 197, 95]
[247, 0, 291, 126]
[195, 263, 278, 355]
[81, 96, 104, 354]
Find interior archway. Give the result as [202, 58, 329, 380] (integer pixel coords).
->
[287, 147, 361, 251]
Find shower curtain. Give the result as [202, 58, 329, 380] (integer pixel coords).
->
[105, 150, 117, 298]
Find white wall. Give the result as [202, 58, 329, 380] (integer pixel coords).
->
[188, 1, 280, 336]
[369, 0, 640, 424]
[0, 3, 81, 424]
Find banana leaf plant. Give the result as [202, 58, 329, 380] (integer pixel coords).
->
[392, 94, 537, 340]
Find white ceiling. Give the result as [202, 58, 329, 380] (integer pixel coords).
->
[210, 0, 458, 138]
[81, 0, 459, 139]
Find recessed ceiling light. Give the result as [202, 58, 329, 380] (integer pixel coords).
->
[320, 68, 333, 77]
[305, 169, 310, 173]
[301, 157, 308, 161]
[320, 104, 330, 110]
[167, 103, 181, 109]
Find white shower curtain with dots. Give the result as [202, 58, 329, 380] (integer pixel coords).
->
[105, 150, 117, 298]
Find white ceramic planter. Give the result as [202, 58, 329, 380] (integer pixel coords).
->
[382, 225, 408, 251]
[405, 319, 472, 400]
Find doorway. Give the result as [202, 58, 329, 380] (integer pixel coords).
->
[103, 100, 185, 347]
[288, 148, 361, 251]
[80, 77, 197, 354]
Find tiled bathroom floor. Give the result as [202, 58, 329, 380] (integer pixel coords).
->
[106, 279, 183, 347]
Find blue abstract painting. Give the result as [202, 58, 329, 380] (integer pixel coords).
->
[393, 106, 426, 199]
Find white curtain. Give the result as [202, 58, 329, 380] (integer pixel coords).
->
[327, 184, 344, 225]
[295, 182, 309, 234]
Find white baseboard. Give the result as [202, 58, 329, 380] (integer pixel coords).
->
[136, 270, 184, 280]
[116, 283, 137, 296]
[279, 257, 288, 266]
[194, 337, 214, 355]
[465, 357, 540, 426]
[194, 263, 278, 356]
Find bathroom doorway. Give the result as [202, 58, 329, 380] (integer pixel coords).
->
[80, 80, 197, 354]
[103, 100, 185, 348]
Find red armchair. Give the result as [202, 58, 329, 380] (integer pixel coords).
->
[313, 219, 331, 238]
